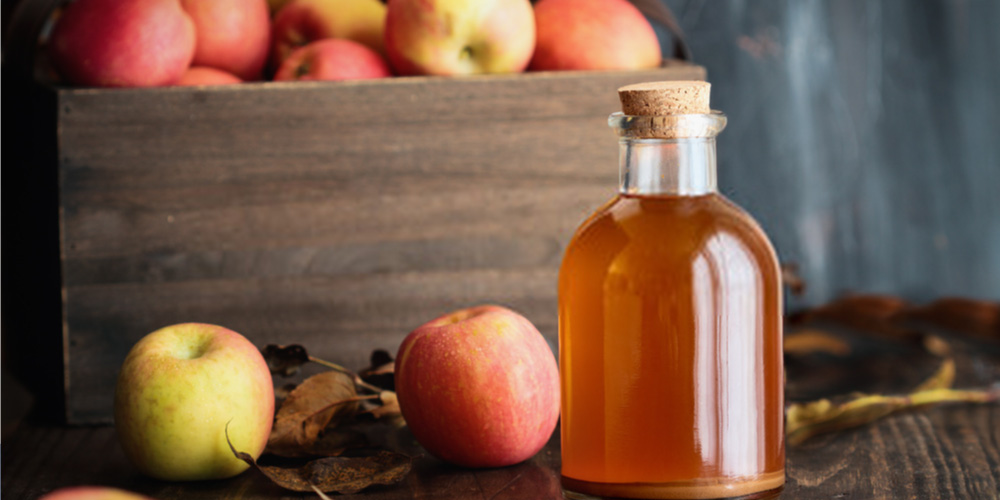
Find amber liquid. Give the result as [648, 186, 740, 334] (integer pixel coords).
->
[558, 192, 785, 499]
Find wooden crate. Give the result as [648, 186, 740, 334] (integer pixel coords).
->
[58, 65, 705, 423]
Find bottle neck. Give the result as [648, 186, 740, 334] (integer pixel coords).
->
[619, 137, 718, 196]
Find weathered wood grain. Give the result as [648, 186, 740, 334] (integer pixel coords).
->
[779, 322, 1000, 499]
[57, 67, 706, 424]
[662, 0, 1000, 309]
[3, 409, 997, 499]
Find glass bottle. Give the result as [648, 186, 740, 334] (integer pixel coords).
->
[558, 82, 785, 499]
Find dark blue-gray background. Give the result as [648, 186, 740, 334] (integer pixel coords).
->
[657, 0, 1000, 307]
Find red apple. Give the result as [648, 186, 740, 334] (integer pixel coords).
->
[271, 0, 386, 68]
[180, 0, 271, 80]
[115, 323, 274, 480]
[385, 0, 535, 76]
[274, 39, 392, 82]
[175, 66, 243, 86]
[48, 0, 195, 87]
[395, 305, 560, 468]
[38, 487, 153, 500]
[530, 0, 662, 71]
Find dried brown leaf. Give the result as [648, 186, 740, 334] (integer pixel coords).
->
[275, 383, 298, 400]
[904, 297, 1000, 337]
[786, 294, 933, 348]
[267, 371, 360, 457]
[787, 295, 1000, 359]
[308, 411, 413, 456]
[784, 329, 851, 356]
[263, 344, 311, 377]
[922, 334, 953, 357]
[228, 425, 411, 494]
[308, 428, 369, 456]
[365, 391, 402, 421]
[788, 294, 909, 330]
[781, 263, 806, 296]
[359, 349, 395, 391]
[786, 359, 996, 445]
[270, 452, 411, 494]
[820, 294, 909, 321]
[367, 349, 394, 372]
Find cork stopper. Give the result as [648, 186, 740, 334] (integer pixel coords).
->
[618, 81, 711, 116]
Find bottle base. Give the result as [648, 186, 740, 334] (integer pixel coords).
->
[561, 470, 785, 500]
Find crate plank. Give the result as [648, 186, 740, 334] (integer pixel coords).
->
[58, 66, 706, 423]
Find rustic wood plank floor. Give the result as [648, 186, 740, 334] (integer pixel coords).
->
[4, 400, 999, 500]
[5, 315, 999, 499]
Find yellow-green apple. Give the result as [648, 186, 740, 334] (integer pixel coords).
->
[274, 39, 392, 81]
[176, 66, 243, 86]
[180, 0, 271, 80]
[530, 0, 662, 71]
[384, 0, 536, 76]
[114, 323, 274, 481]
[395, 305, 559, 467]
[38, 487, 153, 500]
[271, 0, 386, 68]
[48, 0, 195, 87]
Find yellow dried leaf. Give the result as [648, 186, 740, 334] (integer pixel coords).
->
[915, 358, 955, 391]
[786, 358, 996, 445]
[784, 330, 851, 356]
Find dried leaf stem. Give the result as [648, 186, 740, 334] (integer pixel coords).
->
[263, 345, 405, 458]
[308, 356, 383, 394]
[309, 484, 334, 500]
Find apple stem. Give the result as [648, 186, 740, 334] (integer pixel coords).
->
[308, 356, 384, 394]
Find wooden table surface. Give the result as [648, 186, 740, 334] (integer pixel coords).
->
[3, 404, 999, 500]
[4, 304, 1000, 499]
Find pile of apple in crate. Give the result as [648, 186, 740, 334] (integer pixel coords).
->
[46, 0, 663, 88]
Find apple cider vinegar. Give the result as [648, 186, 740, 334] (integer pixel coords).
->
[558, 82, 784, 499]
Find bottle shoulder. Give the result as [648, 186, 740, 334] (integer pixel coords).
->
[562, 193, 780, 277]
[709, 195, 780, 257]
